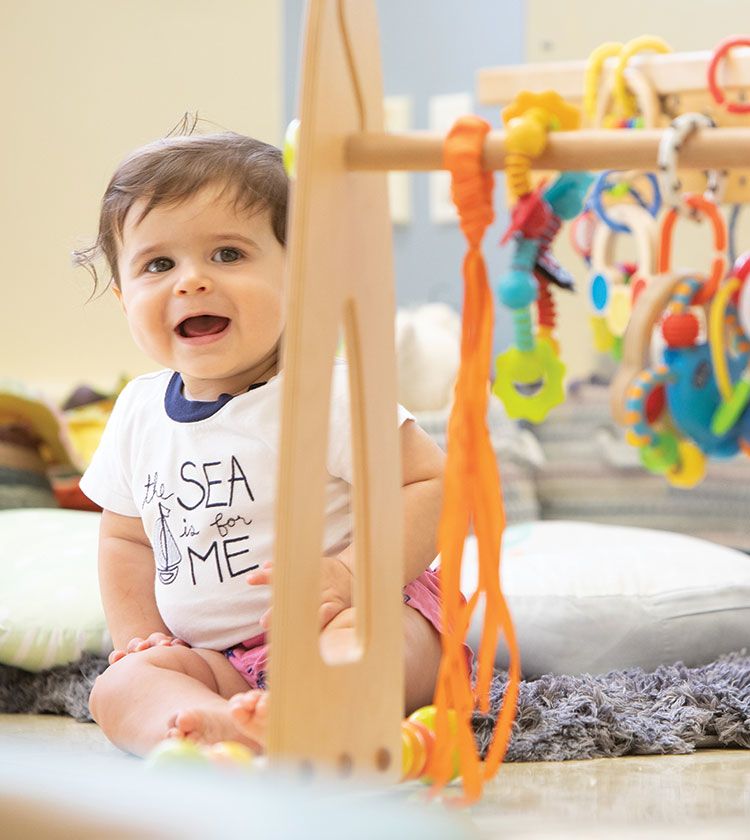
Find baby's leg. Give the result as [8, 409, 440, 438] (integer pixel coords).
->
[319, 604, 442, 713]
[229, 604, 442, 742]
[89, 644, 257, 757]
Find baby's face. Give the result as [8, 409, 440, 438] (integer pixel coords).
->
[115, 185, 285, 400]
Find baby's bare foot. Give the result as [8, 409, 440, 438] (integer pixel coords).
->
[228, 690, 270, 748]
[166, 702, 261, 752]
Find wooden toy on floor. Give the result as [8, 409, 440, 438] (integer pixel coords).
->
[263, 7, 750, 796]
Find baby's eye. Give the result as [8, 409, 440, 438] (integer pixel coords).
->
[212, 248, 243, 263]
[145, 257, 174, 274]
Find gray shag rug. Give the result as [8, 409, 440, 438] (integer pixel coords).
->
[474, 651, 750, 761]
[1, 652, 749, 762]
[0, 654, 106, 720]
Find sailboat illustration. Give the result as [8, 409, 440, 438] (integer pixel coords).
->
[153, 502, 182, 584]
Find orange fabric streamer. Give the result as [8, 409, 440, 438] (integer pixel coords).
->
[430, 116, 521, 804]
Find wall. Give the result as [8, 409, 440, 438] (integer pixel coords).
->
[2, 0, 282, 398]
[527, 0, 749, 60]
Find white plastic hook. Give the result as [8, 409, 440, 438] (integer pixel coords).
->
[657, 113, 726, 211]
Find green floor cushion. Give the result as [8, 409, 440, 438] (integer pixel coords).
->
[0, 508, 111, 671]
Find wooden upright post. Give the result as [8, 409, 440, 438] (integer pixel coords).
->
[268, 0, 403, 782]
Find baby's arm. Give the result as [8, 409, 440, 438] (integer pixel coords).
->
[339, 419, 446, 585]
[98, 509, 174, 655]
[396, 420, 446, 583]
[250, 421, 445, 629]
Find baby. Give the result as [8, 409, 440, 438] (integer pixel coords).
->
[78, 131, 450, 757]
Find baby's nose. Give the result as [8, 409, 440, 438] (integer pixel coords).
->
[174, 272, 212, 295]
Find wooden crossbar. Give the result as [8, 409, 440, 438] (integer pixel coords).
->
[477, 47, 750, 105]
[345, 126, 750, 172]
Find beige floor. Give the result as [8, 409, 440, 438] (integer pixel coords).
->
[2, 714, 750, 838]
[471, 750, 750, 838]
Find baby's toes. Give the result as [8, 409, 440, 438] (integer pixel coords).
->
[173, 708, 203, 741]
[228, 689, 260, 715]
[228, 690, 264, 726]
[228, 690, 270, 745]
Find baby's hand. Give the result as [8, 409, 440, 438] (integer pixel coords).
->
[247, 556, 353, 630]
[318, 555, 353, 628]
[108, 632, 189, 665]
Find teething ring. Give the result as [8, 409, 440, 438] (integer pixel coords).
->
[733, 252, 750, 338]
[710, 253, 750, 433]
[625, 366, 707, 486]
[625, 364, 670, 448]
[583, 41, 623, 122]
[622, 277, 710, 488]
[590, 170, 661, 233]
[658, 193, 727, 305]
[492, 340, 565, 423]
[710, 276, 744, 403]
[612, 35, 671, 118]
[657, 113, 726, 209]
[610, 271, 691, 425]
[588, 202, 658, 336]
[569, 209, 596, 261]
[665, 440, 707, 488]
[707, 36, 750, 115]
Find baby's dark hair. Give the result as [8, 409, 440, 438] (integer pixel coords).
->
[74, 131, 288, 293]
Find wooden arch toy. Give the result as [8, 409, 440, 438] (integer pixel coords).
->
[271, 0, 750, 787]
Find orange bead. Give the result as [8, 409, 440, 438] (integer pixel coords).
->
[400, 721, 427, 781]
[407, 706, 461, 783]
[406, 720, 435, 780]
[662, 312, 699, 348]
[400, 725, 417, 780]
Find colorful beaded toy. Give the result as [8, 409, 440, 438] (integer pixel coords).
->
[493, 91, 591, 423]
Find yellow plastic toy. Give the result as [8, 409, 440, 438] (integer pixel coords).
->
[493, 340, 565, 423]
[501, 91, 579, 198]
[494, 91, 585, 423]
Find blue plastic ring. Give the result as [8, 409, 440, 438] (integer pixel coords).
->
[590, 171, 662, 233]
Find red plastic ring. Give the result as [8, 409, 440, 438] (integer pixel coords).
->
[707, 36, 750, 114]
[658, 193, 727, 304]
[569, 210, 595, 258]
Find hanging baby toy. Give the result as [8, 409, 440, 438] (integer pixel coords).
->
[709, 251, 750, 445]
[585, 170, 661, 359]
[493, 92, 592, 423]
[614, 113, 738, 487]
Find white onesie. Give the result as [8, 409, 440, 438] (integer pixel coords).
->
[80, 360, 413, 651]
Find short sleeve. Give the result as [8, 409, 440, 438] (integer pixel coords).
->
[79, 384, 139, 516]
[326, 360, 415, 482]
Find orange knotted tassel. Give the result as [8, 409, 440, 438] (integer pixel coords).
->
[431, 116, 521, 804]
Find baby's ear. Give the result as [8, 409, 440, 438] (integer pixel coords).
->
[111, 282, 125, 310]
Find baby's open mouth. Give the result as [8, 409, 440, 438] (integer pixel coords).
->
[176, 315, 230, 338]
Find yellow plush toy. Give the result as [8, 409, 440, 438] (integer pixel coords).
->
[0, 378, 125, 511]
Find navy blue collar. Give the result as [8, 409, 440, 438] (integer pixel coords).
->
[164, 372, 266, 423]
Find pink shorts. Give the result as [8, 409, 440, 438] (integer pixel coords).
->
[223, 568, 471, 690]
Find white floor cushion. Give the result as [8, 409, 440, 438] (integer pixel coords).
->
[460, 521, 750, 678]
[0, 508, 110, 671]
